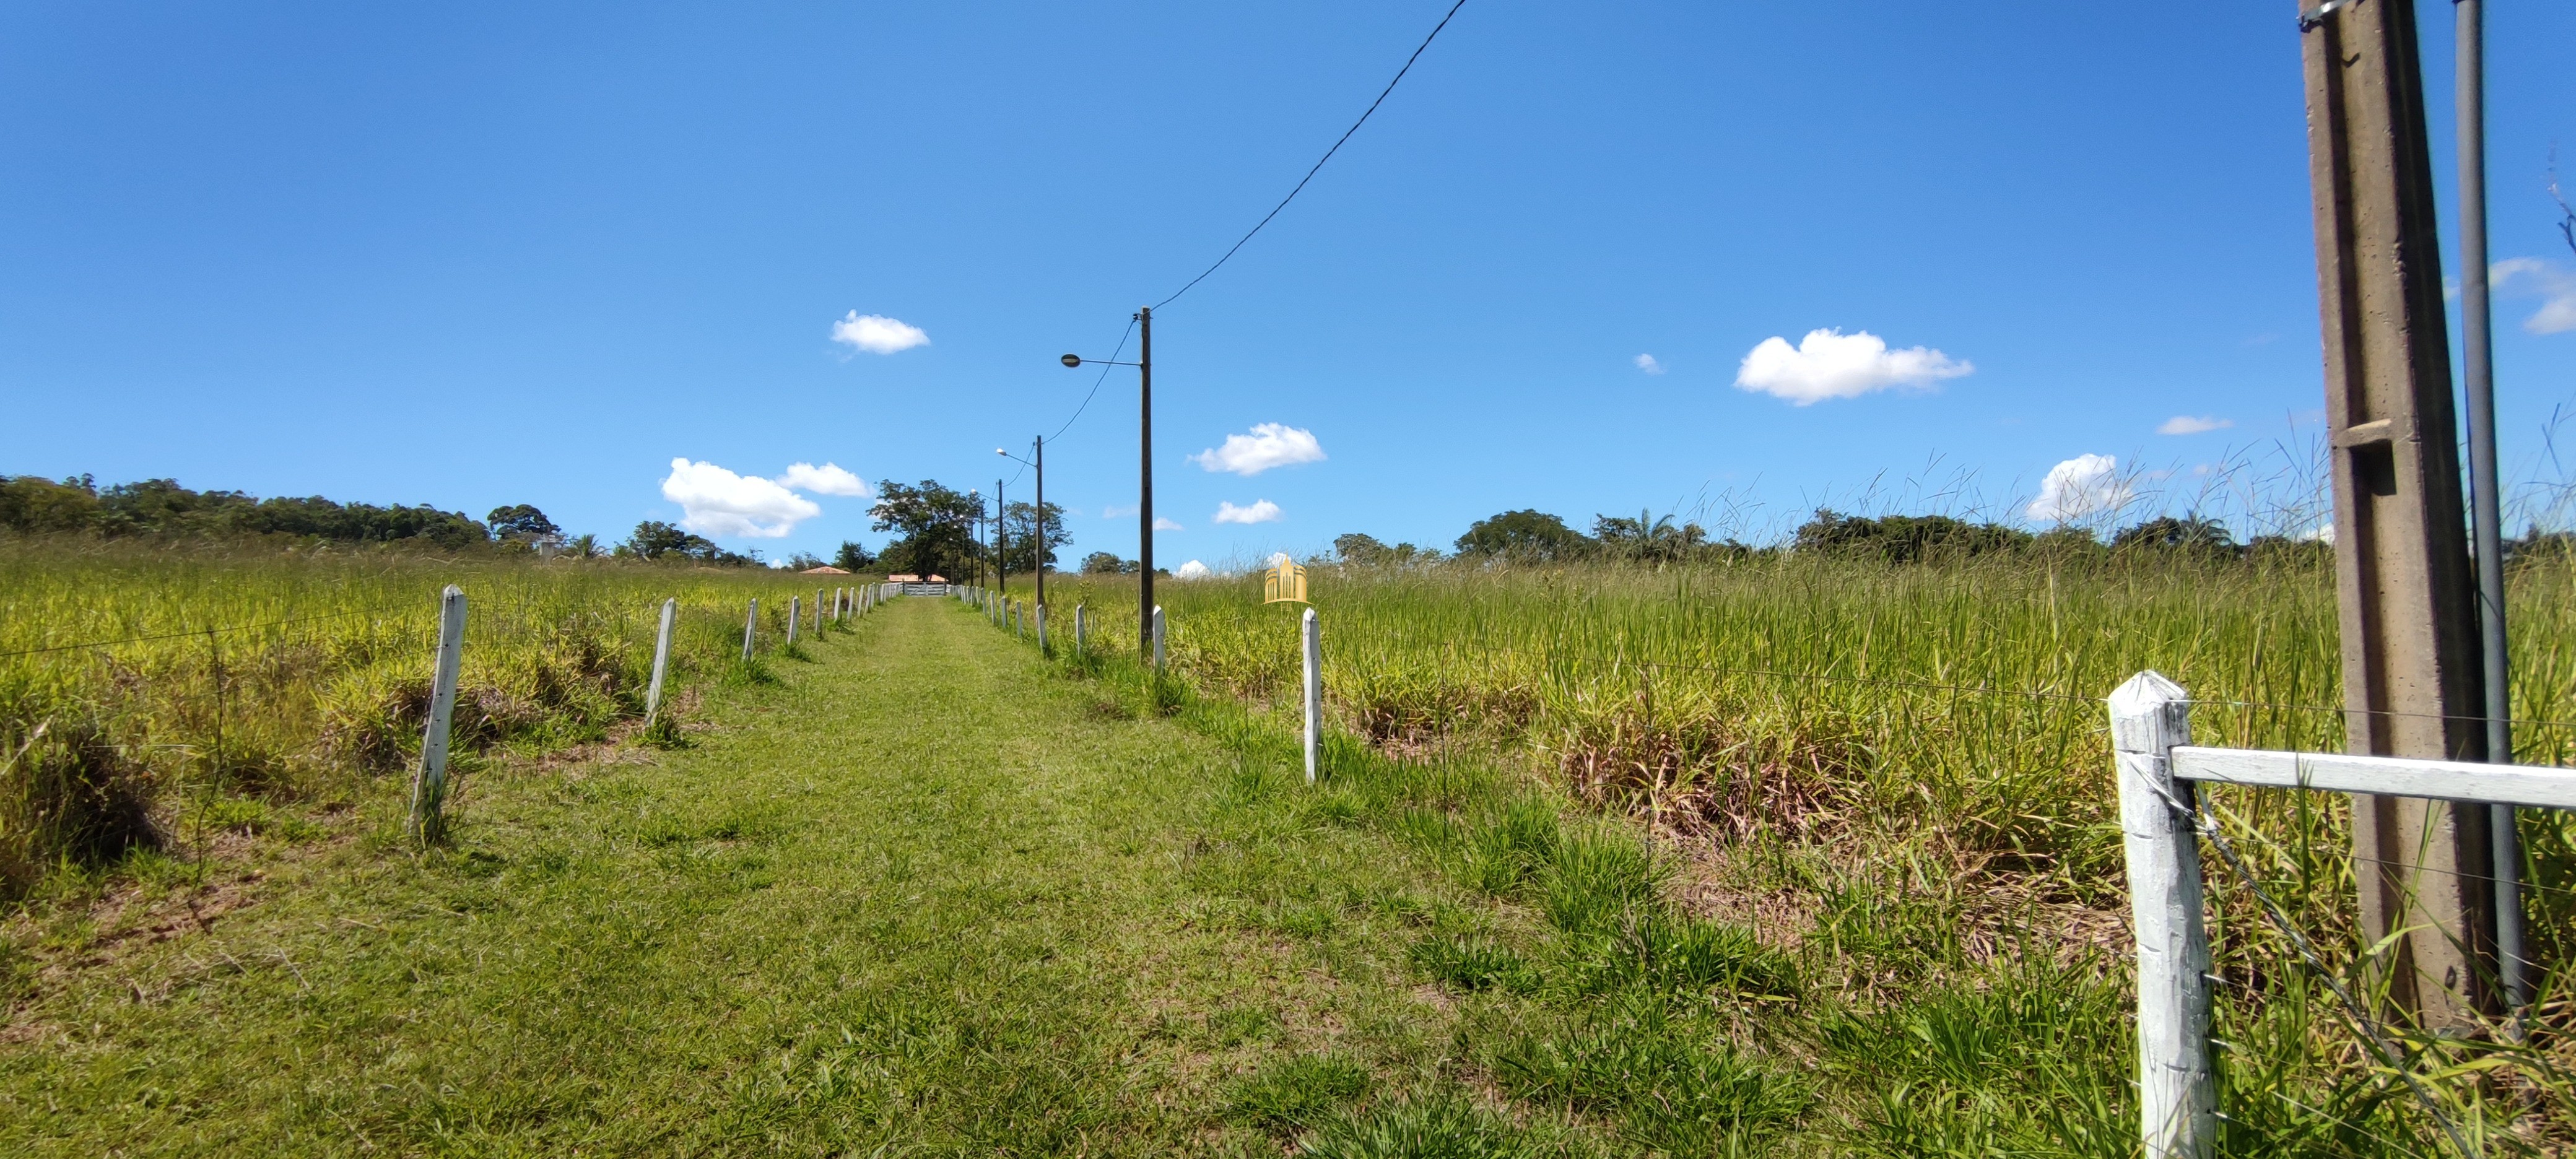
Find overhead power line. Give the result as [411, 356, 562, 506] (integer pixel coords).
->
[1153, 0, 1471, 311]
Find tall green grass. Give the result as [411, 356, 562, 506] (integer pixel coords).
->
[0, 537, 853, 896]
[1014, 549, 2576, 1153]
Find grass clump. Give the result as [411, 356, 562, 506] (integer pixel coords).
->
[1226, 1052, 1375, 1132]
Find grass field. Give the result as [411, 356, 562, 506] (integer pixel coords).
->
[1025, 548, 2576, 1153]
[0, 539, 842, 898]
[5, 542, 2574, 1155]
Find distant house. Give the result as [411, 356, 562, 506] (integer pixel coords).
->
[800, 565, 850, 575]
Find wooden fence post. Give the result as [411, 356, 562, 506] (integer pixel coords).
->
[2110, 671, 2214, 1159]
[741, 599, 758, 662]
[1302, 606, 1321, 784]
[1036, 602, 1048, 656]
[815, 588, 824, 633]
[787, 596, 800, 647]
[1152, 604, 1165, 673]
[1075, 603, 1086, 658]
[407, 584, 467, 844]
[645, 597, 676, 727]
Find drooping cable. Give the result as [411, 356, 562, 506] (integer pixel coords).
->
[1152, 0, 1470, 311]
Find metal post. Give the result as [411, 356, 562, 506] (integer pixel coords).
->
[1138, 305, 1155, 663]
[645, 597, 676, 726]
[2453, 0, 2527, 1013]
[1302, 606, 1321, 784]
[1151, 604, 1165, 673]
[742, 599, 758, 662]
[1034, 435, 1046, 625]
[408, 584, 467, 844]
[2110, 672, 2214, 1159]
[1075, 603, 1086, 658]
[2299, 0, 2499, 1025]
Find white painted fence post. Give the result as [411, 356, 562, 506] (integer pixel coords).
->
[1152, 604, 1165, 673]
[1075, 603, 1087, 658]
[741, 599, 759, 662]
[408, 584, 467, 844]
[2110, 671, 2214, 1159]
[1036, 603, 1048, 655]
[645, 597, 676, 727]
[787, 596, 800, 647]
[1302, 606, 1321, 784]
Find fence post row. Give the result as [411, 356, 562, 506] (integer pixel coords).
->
[408, 584, 468, 845]
[1302, 606, 1321, 784]
[1152, 604, 1165, 673]
[645, 597, 677, 727]
[742, 599, 758, 661]
[2108, 672, 2214, 1159]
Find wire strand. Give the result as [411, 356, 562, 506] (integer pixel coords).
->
[1050, 315, 1137, 444]
[1152, 0, 1470, 311]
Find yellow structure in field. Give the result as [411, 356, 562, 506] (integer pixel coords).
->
[1263, 559, 1309, 604]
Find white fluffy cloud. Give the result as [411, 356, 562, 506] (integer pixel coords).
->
[1174, 560, 1213, 580]
[2157, 415, 2233, 435]
[1214, 500, 1283, 525]
[1734, 328, 1972, 405]
[1154, 516, 1184, 531]
[1634, 353, 1665, 375]
[1190, 423, 1326, 475]
[2027, 454, 2133, 523]
[2493, 258, 2576, 334]
[661, 458, 822, 539]
[775, 461, 871, 496]
[829, 311, 929, 354]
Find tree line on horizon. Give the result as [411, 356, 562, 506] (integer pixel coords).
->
[13, 471, 2570, 575]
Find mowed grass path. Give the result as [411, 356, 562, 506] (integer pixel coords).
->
[0, 597, 1497, 1155]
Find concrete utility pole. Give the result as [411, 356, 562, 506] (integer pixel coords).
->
[1138, 305, 1155, 663]
[996, 475, 1006, 597]
[2297, 0, 2499, 1026]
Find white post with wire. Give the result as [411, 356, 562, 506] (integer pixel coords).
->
[2110, 671, 2214, 1159]
[409, 584, 467, 845]
[1302, 606, 1321, 784]
[741, 599, 758, 662]
[645, 597, 676, 727]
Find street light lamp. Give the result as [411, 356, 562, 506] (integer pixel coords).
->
[1062, 305, 1155, 663]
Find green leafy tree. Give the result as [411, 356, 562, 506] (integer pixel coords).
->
[833, 540, 876, 571]
[1794, 510, 2030, 563]
[784, 551, 827, 570]
[870, 480, 981, 579]
[2111, 514, 2235, 553]
[1455, 510, 1590, 560]
[998, 500, 1072, 573]
[621, 519, 750, 565]
[1081, 551, 1126, 575]
[0, 474, 102, 532]
[487, 504, 560, 540]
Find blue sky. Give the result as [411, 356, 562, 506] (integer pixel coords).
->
[4, 1, 2572, 566]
